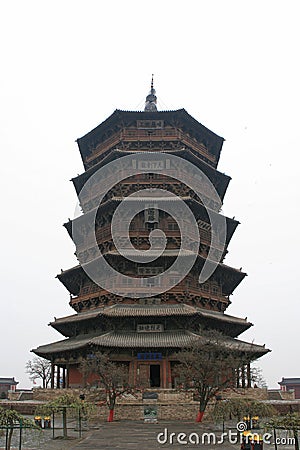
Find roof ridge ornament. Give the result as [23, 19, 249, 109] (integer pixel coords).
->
[144, 74, 157, 112]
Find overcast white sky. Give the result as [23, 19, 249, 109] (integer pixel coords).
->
[0, 1, 299, 389]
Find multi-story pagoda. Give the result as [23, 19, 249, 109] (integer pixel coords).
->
[33, 81, 269, 389]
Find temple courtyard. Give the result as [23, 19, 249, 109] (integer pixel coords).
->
[1, 420, 297, 450]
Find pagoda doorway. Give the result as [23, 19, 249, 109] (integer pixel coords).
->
[150, 364, 160, 387]
[136, 362, 161, 388]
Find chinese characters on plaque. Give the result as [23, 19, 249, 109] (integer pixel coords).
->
[137, 324, 164, 332]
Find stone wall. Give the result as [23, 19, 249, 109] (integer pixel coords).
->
[32, 388, 203, 421]
[7, 391, 20, 401]
[33, 387, 267, 403]
[270, 401, 300, 414]
[267, 389, 295, 401]
[30, 387, 270, 421]
[94, 402, 200, 421]
[33, 388, 86, 402]
[4, 389, 300, 420]
[8, 390, 33, 401]
[220, 387, 268, 400]
[0, 401, 37, 415]
[280, 390, 295, 400]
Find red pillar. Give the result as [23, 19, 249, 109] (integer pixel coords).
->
[162, 360, 167, 388]
[133, 360, 137, 387]
[66, 366, 70, 389]
[167, 360, 172, 388]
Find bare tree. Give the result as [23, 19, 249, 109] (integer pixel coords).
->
[80, 352, 132, 422]
[175, 330, 248, 422]
[26, 357, 51, 388]
[251, 366, 268, 388]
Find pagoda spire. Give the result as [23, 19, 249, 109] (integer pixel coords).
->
[144, 74, 157, 112]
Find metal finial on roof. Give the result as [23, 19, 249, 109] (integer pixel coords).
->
[144, 74, 157, 112]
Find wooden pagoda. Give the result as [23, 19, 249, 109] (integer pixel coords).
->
[33, 82, 269, 389]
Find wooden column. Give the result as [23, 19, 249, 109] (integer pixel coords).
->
[162, 360, 167, 388]
[66, 366, 70, 389]
[56, 366, 60, 389]
[51, 362, 55, 389]
[62, 367, 66, 389]
[247, 363, 251, 388]
[231, 368, 236, 388]
[241, 365, 246, 388]
[236, 368, 240, 388]
[133, 360, 137, 387]
[167, 359, 172, 388]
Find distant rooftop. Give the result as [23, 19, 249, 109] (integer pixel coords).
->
[0, 377, 18, 385]
[279, 378, 300, 385]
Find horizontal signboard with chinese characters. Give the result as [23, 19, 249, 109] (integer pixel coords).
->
[137, 352, 162, 360]
[132, 159, 170, 171]
[139, 298, 161, 305]
[137, 324, 164, 332]
[137, 120, 164, 129]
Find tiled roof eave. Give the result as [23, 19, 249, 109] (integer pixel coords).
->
[32, 330, 269, 357]
[50, 304, 251, 326]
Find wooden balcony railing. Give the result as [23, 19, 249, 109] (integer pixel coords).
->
[71, 277, 227, 306]
[85, 128, 216, 166]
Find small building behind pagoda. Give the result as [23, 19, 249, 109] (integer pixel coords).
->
[0, 377, 18, 399]
[279, 378, 300, 399]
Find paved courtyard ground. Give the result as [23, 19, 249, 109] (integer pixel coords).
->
[68, 421, 241, 449]
[67, 421, 296, 450]
[1, 420, 297, 449]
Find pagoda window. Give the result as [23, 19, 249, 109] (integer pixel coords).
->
[145, 204, 159, 224]
[143, 173, 159, 181]
[146, 222, 158, 231]
[211, 283, 220, 295]
[141, 278, 161, 287]
[122, 278, 133, 286]
[104, 278, 116, 288]
[168, 222, 179, 231]
[169, 276, 180, 285]
[138, 266, 163, 275]
[81, 284, 92, 295]
[201, 282, 210, 292]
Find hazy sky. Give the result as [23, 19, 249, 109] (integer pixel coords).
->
[0, 1, 299, 389]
